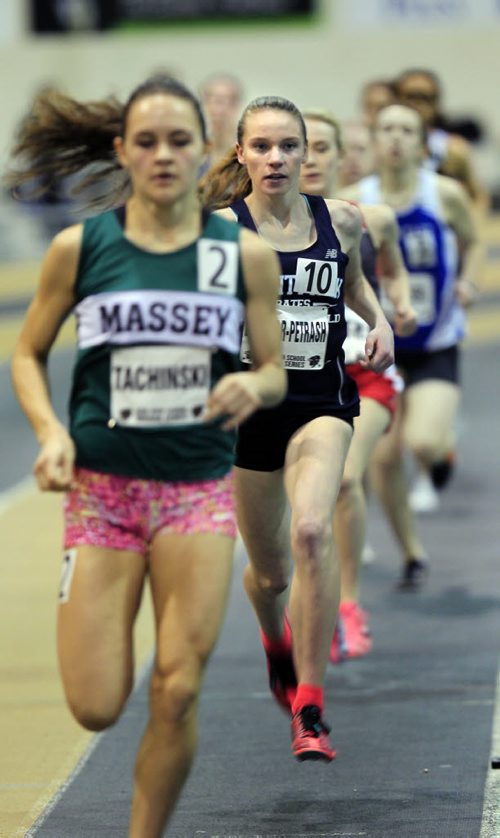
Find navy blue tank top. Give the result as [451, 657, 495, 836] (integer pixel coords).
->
[343, 227, 380, 367]
[231, 194, 358, 411]
[360, 228, 379, 295]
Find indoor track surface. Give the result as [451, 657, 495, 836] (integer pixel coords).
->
[1, 215, 499, 838]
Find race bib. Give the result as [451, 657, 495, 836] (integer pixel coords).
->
[294, 257, 342, 297]
[110, 345, 210, 428]
[343, 307, 369, 365]
[379, 273, 435, 326]
[241, 304, 329, 371]
[197, 239, 238, 295]
[409, 273, 435, 324]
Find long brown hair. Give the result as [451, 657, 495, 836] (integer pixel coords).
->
[200, 95, 307, 211]
[6, 75, 207, 210]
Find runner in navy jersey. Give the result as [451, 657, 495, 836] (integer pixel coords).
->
[342, 104, 481, 569]
[9, 76, 286, 837]
[200, 96, 394, 762]
[300, 110, 427, 657]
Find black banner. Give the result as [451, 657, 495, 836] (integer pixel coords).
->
[30, 0, 315, 31]
[30, 1, 118, 31]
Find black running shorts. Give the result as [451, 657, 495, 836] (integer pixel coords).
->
[235, 401, 356, 472]
[395, 344, 460, 388]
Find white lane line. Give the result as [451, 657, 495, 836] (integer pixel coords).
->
[23, 652, 154, 836]
[20, 734, 104, 838]
[480, 662, 500, 838]
[0, 475, 35, 516]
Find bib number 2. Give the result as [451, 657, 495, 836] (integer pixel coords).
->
[197, 239, 238, 295]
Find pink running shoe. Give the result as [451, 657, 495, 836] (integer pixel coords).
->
[339, 600, 373, 659]
[291, 705, 336, 762]
[329, 619, 347, 665]
[260, 616, 297, 714]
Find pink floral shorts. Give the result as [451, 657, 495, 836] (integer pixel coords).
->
[63, 467, 237, 553]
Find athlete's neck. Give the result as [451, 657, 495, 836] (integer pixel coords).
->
[245, 190, 306, 227]
[303, 176, 337, 201]
[327, 175, 338, 199]
[124, 195, 202, 253]
[379, 166, 419, 208]
[245, 191, 315, 251]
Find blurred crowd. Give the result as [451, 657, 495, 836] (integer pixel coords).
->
[2, 65, 499, 260]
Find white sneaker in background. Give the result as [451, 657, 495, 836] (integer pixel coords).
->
[409, 471, 440, 514]
[362, 542, 377, 564]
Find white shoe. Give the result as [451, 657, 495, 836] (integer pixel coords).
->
[409, 472, 440, 514]
[362, 542, 377, 564]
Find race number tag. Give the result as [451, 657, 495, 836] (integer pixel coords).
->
[280, 305, 329, 369]
[343, 307, 369, 365]
[294, 257, 342, 298]
[59, 549, 77, 603]
[110, 345, 210, 427]
[380, 273, 435, 326]
[241, 304, 329, 371]
[409, 273, 435, 324]
[197, 239, 238, 295]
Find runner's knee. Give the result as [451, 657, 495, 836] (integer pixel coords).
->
[68, 692, 128, 732]
[406, 434, 440, 464]
[245, 562, 289, 597]
[339, 472, 363, 500]
[151, 658, 203, 725]
[291, 513, 330, 559]
[371, 444, 402, 472]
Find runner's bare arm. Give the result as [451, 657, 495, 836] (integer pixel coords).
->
[438, 175, 483, 307]
[11, 225, 82, 489]
[204, 228, 286, 430]
[327, 200, 394, 372]
[366, 204, 417, 337]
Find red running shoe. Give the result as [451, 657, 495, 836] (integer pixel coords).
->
[261, 619, 297, 714]
[339, 600, 373, 660]
[291, 704, 336, 762]
[329, 620, 347, 665]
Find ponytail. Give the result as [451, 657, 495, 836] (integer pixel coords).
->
[199, 148, 251, 210]
[6, 74, 207, 211]
[6, 88, 126, 208]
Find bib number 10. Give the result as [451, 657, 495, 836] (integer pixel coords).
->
[295, 257, 342, 298]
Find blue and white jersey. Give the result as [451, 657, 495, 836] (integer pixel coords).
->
[425, 128, 450, 172]
[357, 169, 465, 352]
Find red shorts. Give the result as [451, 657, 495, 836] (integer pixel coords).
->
[347, 363, 402, 416]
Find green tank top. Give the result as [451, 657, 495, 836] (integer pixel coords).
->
[69, 207, 246, 481]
